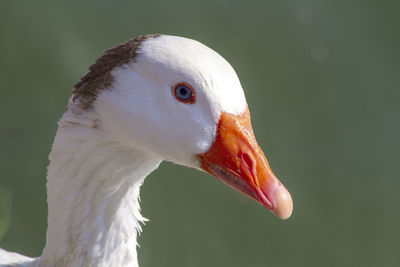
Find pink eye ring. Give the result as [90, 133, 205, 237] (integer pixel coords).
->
[172, 83, 196, 104]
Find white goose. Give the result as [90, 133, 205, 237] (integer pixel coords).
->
[0, 34, 293, 267]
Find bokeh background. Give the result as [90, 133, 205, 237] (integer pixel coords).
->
[1, 1, 399, 266]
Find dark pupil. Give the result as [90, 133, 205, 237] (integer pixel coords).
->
[179, 88, 187, 96]
[177, 86, 191, 100]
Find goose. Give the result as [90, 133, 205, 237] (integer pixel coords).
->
[0, 34, 293, 267]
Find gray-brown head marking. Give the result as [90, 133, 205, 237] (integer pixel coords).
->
[72, 34, 161, 109]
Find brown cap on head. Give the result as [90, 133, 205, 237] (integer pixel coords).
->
[72, 34, 161, 109]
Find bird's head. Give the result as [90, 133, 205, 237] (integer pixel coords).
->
[72, 34, 293, 219]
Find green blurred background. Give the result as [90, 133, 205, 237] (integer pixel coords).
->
[1, 1, 399, 266]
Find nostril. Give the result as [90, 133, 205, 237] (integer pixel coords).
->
[241, 152, 254, 172]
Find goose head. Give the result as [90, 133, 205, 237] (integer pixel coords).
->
[73, 34, 293, 219]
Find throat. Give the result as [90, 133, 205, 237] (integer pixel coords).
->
[40, 113, 161, 267]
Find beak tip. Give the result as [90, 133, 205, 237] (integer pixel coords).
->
[271, 186, 293, 220]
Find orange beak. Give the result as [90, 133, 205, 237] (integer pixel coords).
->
[198, 107, 293, 219]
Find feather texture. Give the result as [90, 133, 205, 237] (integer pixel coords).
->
[0, 34, 250, 266]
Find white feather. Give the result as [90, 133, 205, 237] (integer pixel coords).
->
[0, 34, 248, 266]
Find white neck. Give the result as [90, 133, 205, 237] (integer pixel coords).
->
[39, 107, 161, 267]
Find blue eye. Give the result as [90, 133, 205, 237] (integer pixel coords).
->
[176, 85, 191, 100]
[173, 83, 196, 104]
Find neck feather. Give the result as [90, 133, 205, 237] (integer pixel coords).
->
[40, 108, 161, 267]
